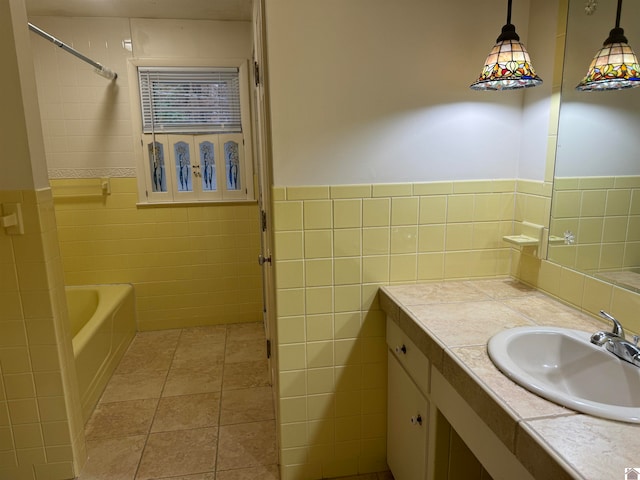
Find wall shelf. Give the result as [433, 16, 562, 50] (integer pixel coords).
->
[502, 235, 540, 247]
[503, 221, 544, 257]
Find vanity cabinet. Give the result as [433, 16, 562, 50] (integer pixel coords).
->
[386, 319, 430, 480]
[386, 317, 500, 480]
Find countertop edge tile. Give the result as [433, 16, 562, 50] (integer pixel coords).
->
[516, 420, 584, 480]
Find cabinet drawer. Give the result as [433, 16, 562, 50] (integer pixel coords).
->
[387, 317, 429, 396]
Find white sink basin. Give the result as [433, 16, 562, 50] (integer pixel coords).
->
[487, 326, 640, 423]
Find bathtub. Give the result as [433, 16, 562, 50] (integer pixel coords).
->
[65, 284, 136, 422]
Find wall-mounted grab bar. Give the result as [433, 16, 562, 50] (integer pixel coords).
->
[28, 22, 117, 80]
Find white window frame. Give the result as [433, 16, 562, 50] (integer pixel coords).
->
[128, 58, 254, 204]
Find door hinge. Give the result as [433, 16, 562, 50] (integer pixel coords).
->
[261, 209, 267, 232]
[254, 61, 260, 87]
[266, 339, 271, 359]
[258, 253, 272, 265]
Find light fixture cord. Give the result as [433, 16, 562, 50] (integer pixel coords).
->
[615, 0, 622, 29]
[603, 0, 627, 45]
[506, 0, 512, 25]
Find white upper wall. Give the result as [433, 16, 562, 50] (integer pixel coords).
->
[555, 0, 640, 177]
[265, 0, 553, 187]
[130, 18, 252, 59]
[518, 0, 559, 181]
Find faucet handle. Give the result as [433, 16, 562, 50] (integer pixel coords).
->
[599, 310, 625, 338]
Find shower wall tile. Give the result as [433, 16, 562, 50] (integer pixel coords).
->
[50, 178, 262, 331]
[30, 17, 135, 175]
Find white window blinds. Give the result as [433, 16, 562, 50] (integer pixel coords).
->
[138, 67, 242, 134]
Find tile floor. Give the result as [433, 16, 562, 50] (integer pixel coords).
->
[78, 321, 393, 480]
[79, 322, 277, 479]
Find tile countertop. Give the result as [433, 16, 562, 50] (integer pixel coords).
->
[379, 278, 640, 480]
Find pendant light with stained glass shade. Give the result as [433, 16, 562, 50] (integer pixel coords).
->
[576, 0, 640, 91]
[470, 0, 543, 91]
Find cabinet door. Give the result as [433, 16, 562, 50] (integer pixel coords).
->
[219, 133, 246, 200]
[388, 352, 429, 480]
[141, 134, 171, 203]
[168, 135, 198, 202]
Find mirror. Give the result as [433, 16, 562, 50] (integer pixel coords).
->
[548, 0, 640, 292]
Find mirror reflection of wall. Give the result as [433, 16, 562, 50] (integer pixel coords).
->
[549, 0, 640, 291]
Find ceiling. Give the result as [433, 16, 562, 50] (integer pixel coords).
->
[25, 0, 253, 21]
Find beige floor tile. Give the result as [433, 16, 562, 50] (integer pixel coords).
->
[226, 322, 265, 342]
[136, 427, 218, 480]
[222, 360, 270, 390]
[99, 371, 167, 403]
[163, 364, 224, 397]
[115, 330, 180, 375]
[151, 392, 221, 432]
[85, 398, 158, 440]
[131, 329, 182, 349]
[78, 435, 146, 480]
[215, 464, 279, 480]
[179, 325, 227, 346]
[220, 387, 274, 425]
[171, 342, 226, 370]
[83, 323, 279, 480]
[217, 420, 277, 471]
[224, 338, 267, 363]
[115, 347, 175, 375]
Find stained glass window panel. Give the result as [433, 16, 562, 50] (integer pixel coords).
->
[148, 141, 167, 192]
[224, 140, 241, 191]
[174, 141, 193, 192]
[199, 141, 217, 191]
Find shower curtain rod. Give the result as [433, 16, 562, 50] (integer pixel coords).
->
[27, 22, 117, 80]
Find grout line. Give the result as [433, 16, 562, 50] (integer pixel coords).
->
[213, 325, 228, 476]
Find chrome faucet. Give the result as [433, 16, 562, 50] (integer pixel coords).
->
[590, 311, 625, 346]
[591, 310, 640, 368]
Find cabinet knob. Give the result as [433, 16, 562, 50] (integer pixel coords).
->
[410, 414, 423, 426]
[395, 344, 407, 355]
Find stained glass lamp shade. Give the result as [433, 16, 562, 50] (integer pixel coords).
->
[470, 0, 542, 91]
[576, 0, 640, 91]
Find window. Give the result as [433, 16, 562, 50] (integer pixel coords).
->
[131, 62, 253, 203]
[138, 67, 241, 134]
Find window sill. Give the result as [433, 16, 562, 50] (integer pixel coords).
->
[136, 199, 257, 208]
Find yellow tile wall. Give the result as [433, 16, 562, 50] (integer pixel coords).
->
[50, 178, 263, 331]
[549, 176, 640, 273]
[0, 189, 83, 480]
[273, 180, 516, 478]
[511, 175, 640, 337]
[515, 254, 640, 336]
